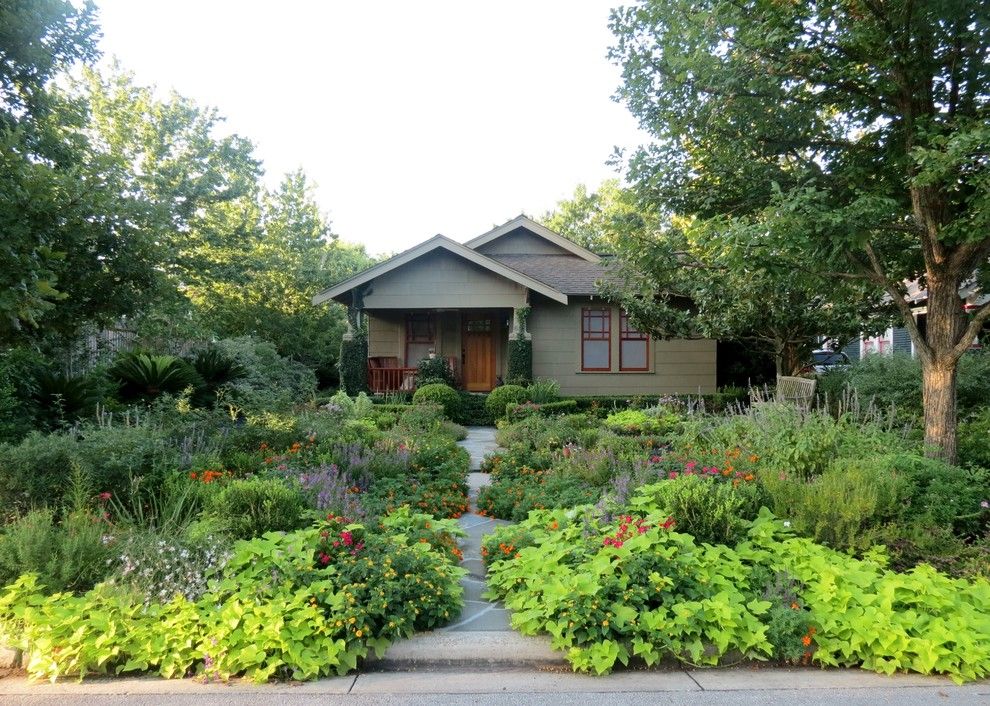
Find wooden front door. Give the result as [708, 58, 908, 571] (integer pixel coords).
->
[463, 315, 496, 392]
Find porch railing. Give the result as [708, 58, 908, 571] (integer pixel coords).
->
[368, 365, 418, 394]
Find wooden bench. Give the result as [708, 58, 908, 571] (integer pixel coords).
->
[775, 375, 817, 409]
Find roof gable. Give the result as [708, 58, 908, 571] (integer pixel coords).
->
[312, 234, 569, 306]
[465, 215, 601, 263]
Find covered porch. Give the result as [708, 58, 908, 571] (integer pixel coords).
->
[365, 309, 514, 393]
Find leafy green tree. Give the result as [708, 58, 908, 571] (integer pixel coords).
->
[544, 181, 888, 375]
[185, 171, 373, 384]
[604, 214, 893, 375]
[0, 1, 157, 343]
[609, 0, 990, 460]
[540, 180, 642, 252]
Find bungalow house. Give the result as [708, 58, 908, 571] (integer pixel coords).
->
[312, 216, 716, 396]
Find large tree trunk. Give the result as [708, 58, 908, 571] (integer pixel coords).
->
[918, 271, 967, 463]
[921, 359, 957, 462]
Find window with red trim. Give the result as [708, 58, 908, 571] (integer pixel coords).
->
[582, 307, 611, 371]
[620, 311, 649, 371]
[405, 313, 434, 366]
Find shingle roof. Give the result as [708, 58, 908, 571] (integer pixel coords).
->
[488, 254, 620, 296]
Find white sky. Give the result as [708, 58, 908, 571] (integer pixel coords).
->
[94, 1, 646, 255]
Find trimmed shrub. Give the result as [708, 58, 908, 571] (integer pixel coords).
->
[204, 477, 308, 539]
[506, 399, 579, 420]
[454, 392, 493, 426]
[412, 383, 461, 420]
[485, 384, 528, 419]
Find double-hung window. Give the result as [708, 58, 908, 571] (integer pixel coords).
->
[405, 313, 434, 366]
[619, 311, 649, 371]
[581, 307, 611, 371]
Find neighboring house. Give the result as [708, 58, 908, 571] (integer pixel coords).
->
[840, 281, 987, 362]
[312, 215, 717, 395]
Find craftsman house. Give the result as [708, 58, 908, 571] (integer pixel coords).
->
[313, 216, 716, 396]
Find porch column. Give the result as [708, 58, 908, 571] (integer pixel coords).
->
[509, 306, 531, 341]
[508, 306, 533, 384]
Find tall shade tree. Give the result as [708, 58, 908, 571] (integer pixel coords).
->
[0, 1, 157, 343]
[540, 180, 642, 252]
[185, 170, 374, 383]
[609, 0, 990, 461]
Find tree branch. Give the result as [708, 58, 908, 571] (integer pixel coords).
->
[863, 241, 934, 363]
[950, 300, 990, 362]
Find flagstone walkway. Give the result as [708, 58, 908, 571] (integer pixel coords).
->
[444, 426, 513, 632]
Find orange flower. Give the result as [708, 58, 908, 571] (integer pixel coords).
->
[801, 635, 812, 647]
[790, 602, 799, 610]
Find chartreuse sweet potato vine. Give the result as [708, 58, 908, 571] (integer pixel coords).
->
[484, 497, 990, 682]
[0, 513, 465, 682]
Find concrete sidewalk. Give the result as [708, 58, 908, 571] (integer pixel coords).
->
[1, 667, 987, 705]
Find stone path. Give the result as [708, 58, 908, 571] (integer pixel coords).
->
[445, 426, 512, 632]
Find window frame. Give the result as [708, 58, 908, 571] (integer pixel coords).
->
[405, 313, 435, 365]
[581, 307, 612, 371]
[619, 310, 650, 371]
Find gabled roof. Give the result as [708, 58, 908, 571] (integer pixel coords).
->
[465, 215, 602, 263]
[312, 234, 570, 306]
[487, 254, 620, 296]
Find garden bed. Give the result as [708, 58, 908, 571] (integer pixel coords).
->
[0, 392, 472, 682]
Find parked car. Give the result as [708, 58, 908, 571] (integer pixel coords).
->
[804, 349, 851, 374]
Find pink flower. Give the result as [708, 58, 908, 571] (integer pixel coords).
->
[98, 492, 112, 502]
[318, 552, 330, 565]
[668, 471, 678, 479]
[981, 500, 989, 509]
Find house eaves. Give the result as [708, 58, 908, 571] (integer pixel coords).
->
[312, 234, 570, 306]
[464, 214, 602, 263]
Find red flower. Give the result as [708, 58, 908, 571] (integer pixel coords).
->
[319, 552, 330, 565]
[98, 492, 112, 502]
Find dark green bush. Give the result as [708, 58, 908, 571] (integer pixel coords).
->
[485, 384, 528, 419]
[0, 420, 183, 509]
[453, 392, 492, 426]
[31, 370, 103, 429]
[188, 348, 246, 406]
[204, 477, 308, 539]
[959, 409, 990, 470]
[416, 357, 455, 387]
[822, 351, 990, 420]
[216, 336, 318, 408]
[412, 383, 461, 419]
